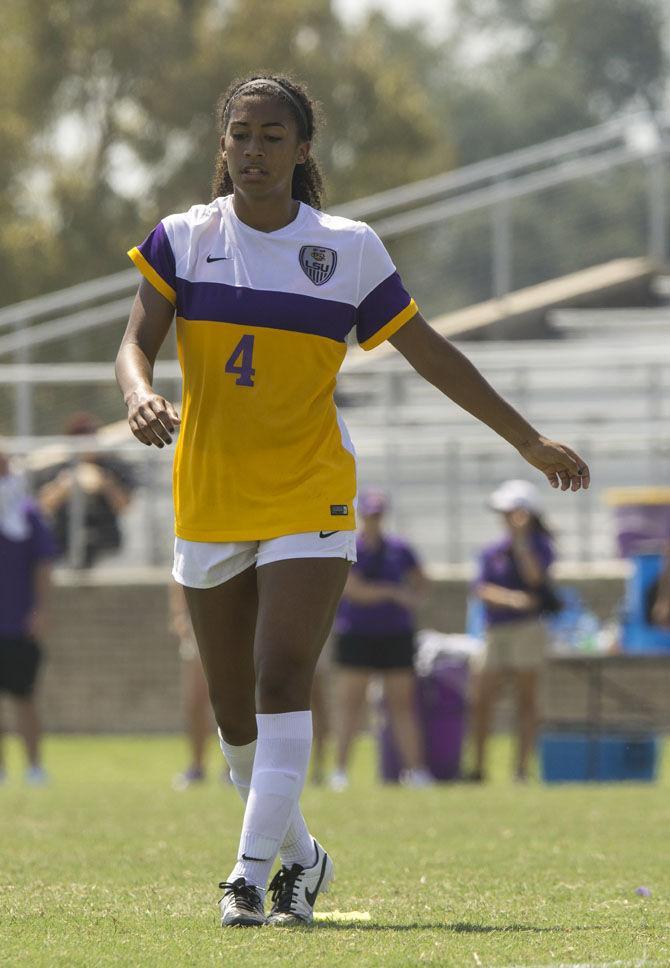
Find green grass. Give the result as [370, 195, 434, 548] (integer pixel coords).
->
[1, 735, 668, 967]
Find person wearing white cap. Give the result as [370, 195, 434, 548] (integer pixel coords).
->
[470, 480, 557, 782]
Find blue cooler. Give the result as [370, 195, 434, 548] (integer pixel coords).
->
[621, 554, 670, 653]
[540, 731, 658, 782]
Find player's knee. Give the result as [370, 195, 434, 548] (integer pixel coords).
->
[255, 663, 311, 712]
[210, 696, 255, 745]
[215, 717, 256, 746]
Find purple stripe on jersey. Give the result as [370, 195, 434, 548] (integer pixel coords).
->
[175, 278, 356, 343]
[137, 223, 176, 289]
[356, 271, 412, 345]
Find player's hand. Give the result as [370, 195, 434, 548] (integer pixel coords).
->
[392, 586, 418, 609]
[126, 389, 181, 448]
[518, 436, 590, 492]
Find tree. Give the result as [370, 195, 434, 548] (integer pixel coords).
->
[0, 0, 454, 304]
[441, 0, 667, 163]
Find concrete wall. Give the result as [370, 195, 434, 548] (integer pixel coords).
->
[15, 566, 667, 735]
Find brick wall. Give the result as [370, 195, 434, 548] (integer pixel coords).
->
[19, 567, 668, 733]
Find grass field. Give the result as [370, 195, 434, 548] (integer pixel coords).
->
[1, 734, 668, 967]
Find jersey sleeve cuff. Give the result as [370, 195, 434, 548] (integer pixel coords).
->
[127, 246, 177, 305]
[359, 298, 418, 351]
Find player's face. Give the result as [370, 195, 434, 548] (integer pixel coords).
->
[222, 96, 311, 200]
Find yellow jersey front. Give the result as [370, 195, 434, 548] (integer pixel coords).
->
[128, 197, 417, 541]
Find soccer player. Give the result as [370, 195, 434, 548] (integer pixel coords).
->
[0, 449, 57, 785]
[116, 73, 590, 928]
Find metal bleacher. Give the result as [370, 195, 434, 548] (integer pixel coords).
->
[339, 305, 670, 566]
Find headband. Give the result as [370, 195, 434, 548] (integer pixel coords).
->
[229, 79, 310, 136]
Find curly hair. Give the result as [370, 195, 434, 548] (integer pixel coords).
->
[211, 73, 324, 209]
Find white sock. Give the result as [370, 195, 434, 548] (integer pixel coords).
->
[228, 711, 313, 891]
[219, 729, 316, 869]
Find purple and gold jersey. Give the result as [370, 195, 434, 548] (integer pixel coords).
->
[128, 197, 417, 541]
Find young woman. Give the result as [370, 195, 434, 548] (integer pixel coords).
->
[0, 450, 57, 786]
[332, 489, 431, 790]
[116, 73, 590, 928]
[471, 480, 557, 782]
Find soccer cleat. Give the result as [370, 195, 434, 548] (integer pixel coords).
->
[218, 877, 266, 927]
[266, 839, 334, 926]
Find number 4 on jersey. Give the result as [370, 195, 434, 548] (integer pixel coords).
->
[225, 334, 256, 387]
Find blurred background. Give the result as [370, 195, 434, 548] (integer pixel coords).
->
[1, 0, 669, 782]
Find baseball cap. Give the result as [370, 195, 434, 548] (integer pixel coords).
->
[489, 479, 542, 514]
[358, 489, 388, 516]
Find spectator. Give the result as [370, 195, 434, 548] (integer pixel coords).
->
[0, 449, 57, 785]
[36, 412, 135, 568]
[331, 490, 432, 789]
[470, 480, 556, 782]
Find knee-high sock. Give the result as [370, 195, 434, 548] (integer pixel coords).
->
[219, 713, 314, 880]
[219, 733, 315, 868]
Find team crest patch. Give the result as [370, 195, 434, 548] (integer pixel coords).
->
[299, 245, 337, 286]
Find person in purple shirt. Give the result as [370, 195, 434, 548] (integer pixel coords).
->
[331, 489, 432, 789]
[0, 450, 58, 785]
[470, 479, 556, 782]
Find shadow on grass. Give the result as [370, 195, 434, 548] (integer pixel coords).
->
[316, 921, 603, 933]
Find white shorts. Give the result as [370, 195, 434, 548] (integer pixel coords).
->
[173, 530, 357, 589]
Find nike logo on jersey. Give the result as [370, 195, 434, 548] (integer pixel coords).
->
[206, 254, 231, 263]
[304, 854, 329, 907]
[319, 531, 338, 539]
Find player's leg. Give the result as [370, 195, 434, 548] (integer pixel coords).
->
[236, 556, 349, 926]
[383, 668, 432, 785]
[189, 655, 213, 769]
[309, 670, 328, 785]
[183, 564, 258, 747]
[10, 636, 45, 784]
[332, 666, 369, 787]
[0, 696, 5, 784]
[182, 564, 268, 926]
[14, 697, 43, 780]
[515, 667, 539, 780]
[471, 667, 502, 780]
[0, 645, 6, 782]
[173, 650, 213, 788]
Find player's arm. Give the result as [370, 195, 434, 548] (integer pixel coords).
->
[389, 312, 590, 492]
[343, 570, 407, 605]
[115, 278, 181, 448]
[27, 561, 53, 639]
[476, 581, 538, 611]
[395, 564, 430, 610]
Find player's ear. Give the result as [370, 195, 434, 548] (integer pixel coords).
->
[296, 141, 311, 165]
[220, 134, 226, 158]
